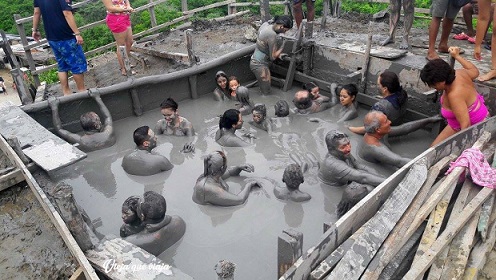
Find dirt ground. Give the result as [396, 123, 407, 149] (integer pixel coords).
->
[1, 12, 496, 279]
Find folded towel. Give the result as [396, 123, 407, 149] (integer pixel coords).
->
[446, 148, 496, 189]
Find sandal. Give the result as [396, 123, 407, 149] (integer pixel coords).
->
[453, 32, 470, 40]
[468, 36, 476, 44]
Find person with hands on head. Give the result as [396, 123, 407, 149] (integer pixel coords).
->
[48, 90, 116, 152]
[421, 46, 490, 146]
[32, 0, 87, 95]
[193, 151, 261, 206]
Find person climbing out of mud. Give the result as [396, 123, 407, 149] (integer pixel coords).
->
[213, 71, 231, 101]
[154, 97, 195, 136]
[215, 109, 252, 147]
[250, 15, 292, 95]
[122, 125, 174, 176]
[121, 191, 186, 256]
[192, 151, 262, 206]
[318, 130, 385, 187]
[273, 163, 311, 202]
[380, 0, 414, 49]
[48, 90, 116, 152]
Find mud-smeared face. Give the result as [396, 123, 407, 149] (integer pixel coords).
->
[310, 86, 320, 99]
[217, 76, 227, 89]
[339, 89, 354, 107]
[121, 206, 136, 224]
[234, 113, 244, 129]
[147, 129, 157, 150]
[252, 110, 265, 124]
[336, 138, 352, 158]
[161, 107, 177, 125]
[377, 114, 392, 135]
[229, 80, 239, 93]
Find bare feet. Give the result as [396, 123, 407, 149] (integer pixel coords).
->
[380, 36, 394, 46]
[438, 45, 449, 53]
[426, 50, 439, 61]
[399, 37, 410, 50]
[477, 69, 496, 82]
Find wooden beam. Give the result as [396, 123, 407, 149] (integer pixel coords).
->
[278, 229, 303, 278]
[183, 0, 234, 15]
[131, 45, 189, 62]
[477, 152, 496, 241]
[0, 135, 99, 279]
[283, 24, 304, 92]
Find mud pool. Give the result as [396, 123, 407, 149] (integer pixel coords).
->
[49, 85, 435, 280]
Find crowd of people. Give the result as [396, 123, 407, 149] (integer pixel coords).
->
[32, 0, 494, 257]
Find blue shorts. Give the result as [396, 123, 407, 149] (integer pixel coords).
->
[48, 38, 87, 74]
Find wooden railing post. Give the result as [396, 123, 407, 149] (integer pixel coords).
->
[13, 14, 41, 88]
[148, 0, 157, 27]
[260, 0, 271, 22]
[181, 0, 188, 12]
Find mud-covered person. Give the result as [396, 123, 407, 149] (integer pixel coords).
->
[293, 90, 334, 114]
[249, 103, 272, 132]
[154, 97, 194, 136]
[215, 109, 251, 147]
[235, 86, 254, 116]
[274, 163, 311, 202]
[213, 71, 231, 101]
[122, 126, 173, 176]
[250, 15, 292, 95]
[32, 0, 87, 95]
[336, 84, 359, 123]
[192, 151, 261, 206]
[274, 100, 290, 117]
[121, 191, 186, 256]
[48, 91, 116, 152]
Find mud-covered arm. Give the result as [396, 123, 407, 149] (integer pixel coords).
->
[181, 119, 195, 136]
[48, 97, 81, 143]
[268, 34, 284, 61]
[159, 156, 174, 171]
[204, 182, 257, 206]
[371, 145, 411, 168]
[154, 120, 166, 135]
[342, 167, 385, 187]
[389, 115, 443, 137]
[450, 47, 478, 79]
[90, 90, 113, 133]
[222, 164, 254, 179]
[213, 88, 224, 101]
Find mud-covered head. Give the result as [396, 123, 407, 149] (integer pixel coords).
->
[273, 15, 293, 33]
[304, 82, 319, 99]
[340, 84, 357, 107]
[160, 98, 179, 124]
[80, 111, 102, 132]
[215, 71, 228, 90]
[228, 76, 240, 93]
[420, 58, 456, 90]
[121, 195, 140, 224]
[137, 191, 167, 223]
[364, 110, 391, 136]
[293, 90, 312, 110]
[274, 100, 290, 117]
[236, 86, 250, 104]
[252, 103, 267, 124]
[325, 130, 351, 159]
[282, 163, 304, 190]
[219, 108, 243, 130]
[203, 151, 227, 177]
[133, 125, 157, 151]
[336, 182, 372, 218]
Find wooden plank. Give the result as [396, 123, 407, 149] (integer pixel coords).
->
[0, 135, 99, 280]
[463, 195, 496, 280]
[131, 44, 189, 62]
[282, 24, 304, 92]
[477, 152, 496, 241]
[231, 1, 286, 6]
[0, 105, 86, 172]
[183, 0, 234, 15]
[403, 187, 494, 280]
[328, 160, 429, 279]
[278, 229, 303, 278]
[353, 155, 455, 280]
[0, 168, 24, 192]
[133, 15, 192, 39]
[69, 267, 85, 280]
[86, 238, 193, 279]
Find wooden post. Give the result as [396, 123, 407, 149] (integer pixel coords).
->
[181, 0, 188, 13]
[188, 75, 198, 99]
[305, 20, 313, 39]
[148, 0, 157, 27]
[13, 15, 41, 88]
[6, 136, 30, 165]
[278, 229, 303, 278]
[282, 24, 304, 92]
[228, 2, 236, 15]
[185, 29, 198, 66]
[321, 0, 329, 31]
[360, 33, 373, 94]
[119, 46, 143, 116]
[260, 0, 271, 22]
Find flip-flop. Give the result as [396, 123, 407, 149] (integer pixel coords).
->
[468, 36, 476, 44]
[453, 33, 470, 40]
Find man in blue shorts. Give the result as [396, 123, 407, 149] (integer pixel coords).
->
[32, 0, 87, 95]
[427, 0, 462, 60]
[293, 0, 315, 29]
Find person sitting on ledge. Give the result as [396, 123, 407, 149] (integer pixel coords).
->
[274, 100, 290, 117]
[154, 97, 194, 136]
[358, 111, 441, 168]
[249, 103, 272, 132]
[273, 163, 311, 202]
[120, 191, 186, 256]
[192, 151, 261, 206]
[318, 130, 385, 187]
[122, 126, 173, 176]
[48, 90, 116, 152]
[293, 90, 333, 114]
[215, 109, 251, 147]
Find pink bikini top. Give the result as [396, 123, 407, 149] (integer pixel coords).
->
[440, 94, 489, 131]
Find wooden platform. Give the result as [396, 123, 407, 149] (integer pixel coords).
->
[0, 103, 86, 172]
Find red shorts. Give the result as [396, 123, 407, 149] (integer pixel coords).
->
[106, 13, 131, 33]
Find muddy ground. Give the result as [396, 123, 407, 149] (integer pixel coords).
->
[2, 11, 496, 279]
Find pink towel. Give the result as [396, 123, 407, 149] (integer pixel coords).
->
[446, 148, 496, 189]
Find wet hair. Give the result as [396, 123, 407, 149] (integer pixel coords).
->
[282, 163, 304, 190]
[138, 191, 167, 222]
[160, 97, 178, 111]
[202, 151, 227, 177]
[215, 71, 228, 83]
[420, 58, 456, 86]
[274, 15, 293, 29]
[219, 109, 241, 129]
[336, 182, 371, 218]
[236, 86, 251, 105]
[293, 91, 313, 110]
[379, 71, 407, 106]
[133, 126, 150, 146]
[325, 130, 349, 151]
[252, 103, 267, 117]
[341, 84, 358, 99]
[303, 82, 318, 92]
[122, 196, 140, 216]
[364, 111, 383, 134]
[274, 100, 290, 117]
[228, 76, 240, 86]
[80, 111, 100, 131]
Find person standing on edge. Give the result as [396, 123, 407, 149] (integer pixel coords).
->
[426, 0, 462, 60]
[102, 0, 135, 76]
[293, 0, 315, 30]
[32, 0, 87, 95]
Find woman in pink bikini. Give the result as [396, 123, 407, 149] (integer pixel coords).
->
[420, 46, 490, 147]
[102, 0, 134, 76]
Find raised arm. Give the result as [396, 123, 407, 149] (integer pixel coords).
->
[450, 47, 479, 79]
[89, 90, 113, 133]
[222, 164, 254, 180]
[48, 97, 81, 143]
